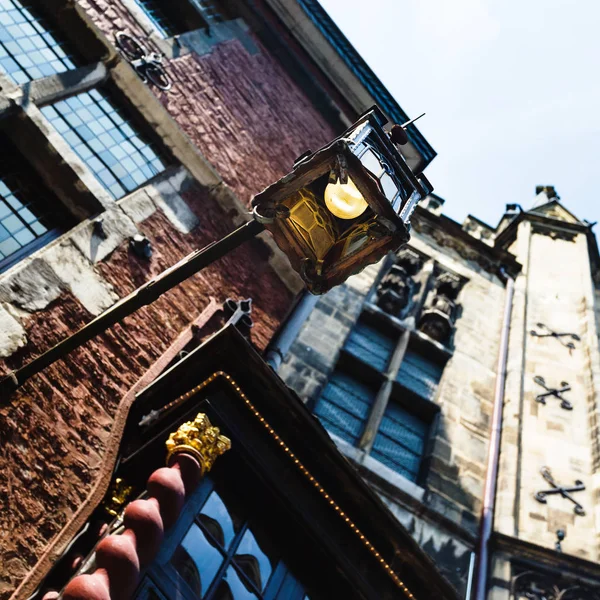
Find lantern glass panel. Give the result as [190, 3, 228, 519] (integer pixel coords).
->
[252, 107, 431, 293]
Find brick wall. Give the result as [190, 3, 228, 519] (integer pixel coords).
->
[0, 2, 341, 595]
[79, 0, 337, 206]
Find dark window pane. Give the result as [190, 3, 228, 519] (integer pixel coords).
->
[234, 528, 275, 591]
[0, 0, 77, 83]
[134, 0, 179, 37]
[41, 90, 165, 200]
[198, 491, 240, 550]
[396, 349, 443, 401]
[171, 522, 223, 597]
[315, 371, 376, 445]
[0, 133, 67, 269]
[344, 320, 395, 372]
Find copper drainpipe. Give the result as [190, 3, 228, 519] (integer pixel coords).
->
[473, 270, 514, 600]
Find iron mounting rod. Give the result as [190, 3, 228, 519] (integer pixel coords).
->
[0, 218, 265, 399]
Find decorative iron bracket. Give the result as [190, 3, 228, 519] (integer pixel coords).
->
[115, 31, 172, 91]
[533, 376, 573, 410]
[534, 467, 585, 515]
[512, 569, 600, 600]
[530, 322, 580, 352]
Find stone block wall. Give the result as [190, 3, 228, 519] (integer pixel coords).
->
[497, 230, 600, 558]
[280, 221, 509, 594]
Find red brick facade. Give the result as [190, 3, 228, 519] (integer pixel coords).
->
[0, 2, 338, 596]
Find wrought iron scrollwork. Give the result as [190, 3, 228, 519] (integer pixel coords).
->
[376, 248, 423, 317]
[534, 467, 585, 516]
[512, 569, 600, 600]
[418, 271, 463, 345]
[115, 31, 173, 91]
[533, 376, 573, 410]
[530, 323, 580, 352]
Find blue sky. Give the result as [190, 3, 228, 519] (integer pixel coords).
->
[319, 0, 600, 228]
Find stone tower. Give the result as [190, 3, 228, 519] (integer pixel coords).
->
[279, 187, 600, 599]
[491, 188, 600, 599]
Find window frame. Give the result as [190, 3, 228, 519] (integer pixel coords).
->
[312, 250, 463, 488]
[37, 81, 171, 201]
[125, 0, 225, 40]
[136, 477, 307, 600]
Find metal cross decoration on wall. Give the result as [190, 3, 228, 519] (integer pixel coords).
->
[534, 467, 585, 516]
[533, 376, 573, 410]
[530, 322, 580, 352]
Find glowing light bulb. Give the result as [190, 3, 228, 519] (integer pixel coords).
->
[324, 177, 368, 220]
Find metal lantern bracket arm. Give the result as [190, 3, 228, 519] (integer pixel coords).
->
[0, 218, 264, 399]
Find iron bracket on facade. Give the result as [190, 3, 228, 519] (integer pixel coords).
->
[115, 31, 173, 91]
[534, 467, 585, 516]
[530, 322, 580, 352]
[555, 529, 565, 553]
[533, 376, 573, 410]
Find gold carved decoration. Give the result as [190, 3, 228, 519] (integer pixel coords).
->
[165, 412, 231, 475]
[104, 477, 135, 517]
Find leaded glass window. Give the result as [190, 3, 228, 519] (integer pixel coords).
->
[40, 89, 165, 199]
[137, 479, 309, 600]
[371, 399, 428, 481]
[0, 0, 77, 84]
[313, 260, 452, 484]
[315, 371, 376, 446]
[0, 133, 68, 271]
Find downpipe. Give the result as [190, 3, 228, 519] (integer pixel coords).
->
[473, 269, 515, 600]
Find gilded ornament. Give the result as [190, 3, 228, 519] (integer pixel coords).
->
[165, 412, 231, 475]
[104, 477, 135, 518]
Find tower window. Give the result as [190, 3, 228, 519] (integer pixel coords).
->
[41, 89, 166, 200]
[0, 133, 69, 271]
[133, 0, 180, 38]
[0, 0, 77, 84]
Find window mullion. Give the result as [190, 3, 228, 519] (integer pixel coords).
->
[358, 329, 410, 453]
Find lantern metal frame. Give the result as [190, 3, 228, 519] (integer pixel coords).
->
[252, 106, 432, 293]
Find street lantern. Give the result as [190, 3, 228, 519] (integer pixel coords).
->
[0, 106, 432, 397]
[252, 107, 432, 293]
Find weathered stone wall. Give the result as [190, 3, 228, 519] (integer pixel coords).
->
[0, 173, 291, 598]
[280, 219, 508, 593]
[496, 228, 600, 562]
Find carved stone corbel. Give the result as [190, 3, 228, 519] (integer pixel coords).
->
[376, 248, 423, 317]
[418, 271, 463, 344]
